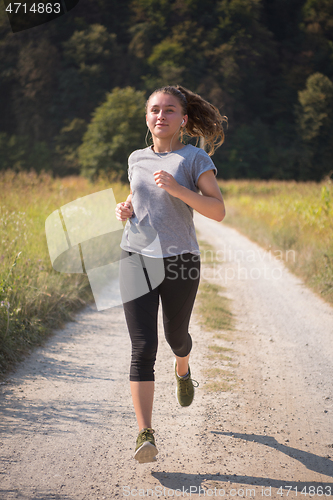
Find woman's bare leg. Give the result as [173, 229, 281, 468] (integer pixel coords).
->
[130, 381, 154, 431]
[174, 353, 190, 377]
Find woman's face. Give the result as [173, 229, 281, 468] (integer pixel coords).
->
[146, 92, 187, 141]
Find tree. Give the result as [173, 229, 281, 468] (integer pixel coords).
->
[0, 133, 52, 173]
[53, 118, 88, 177]
[296, 72, 333, 180]
[78, 87, 147, 181]
[2, 0, 333, 180]
[302, 0, 333, 42]
[301, 0, 333, 77]
[59, 24, 123, 121]
[12, 39, 60, 143]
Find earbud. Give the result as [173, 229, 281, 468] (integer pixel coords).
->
[181, 119, 185, 126]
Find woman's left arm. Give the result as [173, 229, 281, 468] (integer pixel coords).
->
[154, 169, 225, 222]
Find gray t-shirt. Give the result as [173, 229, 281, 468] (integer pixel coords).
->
[120, 144, 217, 258]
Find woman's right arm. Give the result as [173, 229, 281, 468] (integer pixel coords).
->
[115, 189, 133, 221]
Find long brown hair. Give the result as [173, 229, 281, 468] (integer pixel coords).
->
[146, 85, 228, 156]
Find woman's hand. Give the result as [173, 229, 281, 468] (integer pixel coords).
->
[153, 170, 182, 198]
[115, 201, 133, 221]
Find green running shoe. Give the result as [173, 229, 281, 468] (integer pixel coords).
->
[174, 360, 199, 407]
[134, 428, 158, 464]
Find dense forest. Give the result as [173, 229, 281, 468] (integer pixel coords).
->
[0, 0, 332, 181]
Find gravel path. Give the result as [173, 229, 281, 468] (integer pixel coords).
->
[0, 213, 332, 499]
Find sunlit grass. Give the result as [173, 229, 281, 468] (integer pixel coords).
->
[207, 352, 232, 362]
[213, 332, 233, 341]
[204, 380, 234, 392]
[194, 241, 236, 392]
[208, 344, 232, 353]
[0, 170, 129, 375]
[219, 179, 333, 304]
[196, 282, 234, 331]
[203, 368, 236, 392]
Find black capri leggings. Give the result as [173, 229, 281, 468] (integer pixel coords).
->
[120, 250, 201, 381]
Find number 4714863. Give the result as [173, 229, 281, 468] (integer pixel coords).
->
[277, 485, 332, 496]
[5, 3, 61, 14]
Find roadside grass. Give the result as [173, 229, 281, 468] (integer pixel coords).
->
[219, 178, 333, 305]
[196, 238, 234, 332]
[203, 368, 236, 392]
[0, 170, 129, 376]
[197, 283, 234, 331]
[196, 239, 237, 392]
[208, 345, 232, 353]
[213, 332, 233, 341]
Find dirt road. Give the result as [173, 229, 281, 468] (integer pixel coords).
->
[1, 213, 332, 500]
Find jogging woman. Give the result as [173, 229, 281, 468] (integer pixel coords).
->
[115, 85, 226, 464]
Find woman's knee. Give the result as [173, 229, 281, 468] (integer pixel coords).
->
[165, 330, 192, 357]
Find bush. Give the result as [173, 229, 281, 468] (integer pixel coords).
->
[78, 87, 147, 181]
[0, 133, 52, 174]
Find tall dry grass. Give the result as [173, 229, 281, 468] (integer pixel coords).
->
[219, 178, 333, 305]
[0, 170, 129, 375]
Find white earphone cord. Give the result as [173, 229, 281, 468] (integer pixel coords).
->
[146, 119, 185, 152]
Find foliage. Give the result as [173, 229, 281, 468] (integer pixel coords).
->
[61, 24, 122, 109]
[0, 133, 52, 173]
[0, 0, 333, 179]
[78, 87, 147, 181]
[296, 73, 333, 180]
[54, 118, 88, 177]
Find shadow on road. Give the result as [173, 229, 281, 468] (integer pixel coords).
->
[152, 431, 332, 494]
[216, 431, 333, 478]
[152, 472, 333, 494]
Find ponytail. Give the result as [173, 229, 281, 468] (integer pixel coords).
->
[147, 85, 228, 156]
